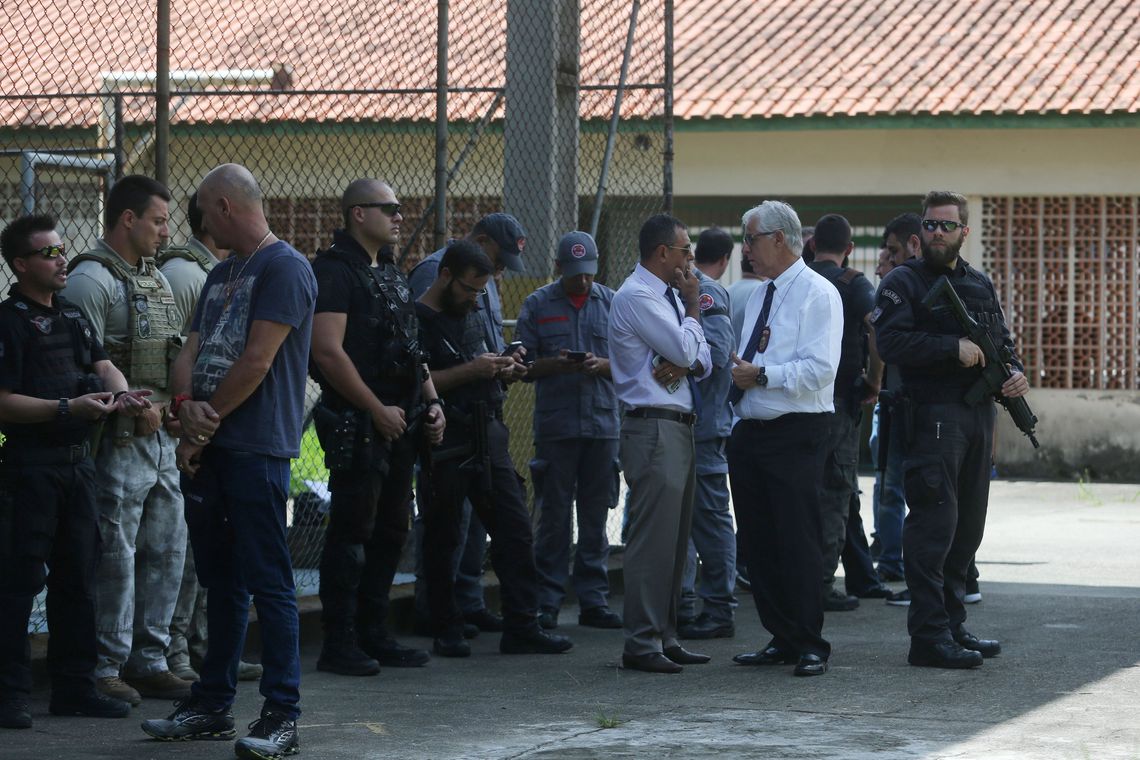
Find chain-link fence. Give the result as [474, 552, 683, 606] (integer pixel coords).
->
[2, 0, 671, 631]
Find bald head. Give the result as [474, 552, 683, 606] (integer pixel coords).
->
[339, 178, 402, 257]
[342, 179, 390, 217]
[196, 163, 272, 253]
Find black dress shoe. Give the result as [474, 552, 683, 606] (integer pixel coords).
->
[953, 629, 1001, 658]
[432, 636, 471, 658]
[500, 628, 573, 654]
[678, 613, 735, 640]
[0, 696, 32, 729]
[732, 645, 798, 666]
[464, 609, 504, 632]
[578, 606, 622, 629]
[621, 652, 682, 674]
[877, 567, 905, 583]
[852, 585, 893, 600]
[823, 589, 859, 611]
[908, 639, 983, 669]
[663, 645, 710, 665]
[362, 637, 431, 667]
[793, 653, 828, 677]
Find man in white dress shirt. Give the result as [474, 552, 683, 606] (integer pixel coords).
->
[727, 201, 842, 677]
[609, 214, 712, 674]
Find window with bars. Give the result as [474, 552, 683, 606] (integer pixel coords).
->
[981, 196, 1139, 390]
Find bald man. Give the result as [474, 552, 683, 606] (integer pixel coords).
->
[141, 164, 317, 759]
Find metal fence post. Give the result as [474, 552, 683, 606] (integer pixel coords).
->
[434, 0, 449, 252]
[155, 0, 170, 187]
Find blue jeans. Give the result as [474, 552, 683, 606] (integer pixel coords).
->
[871, 405, 906, 578]
[182, 447, 301, 720]
[680, 439, 737, 624]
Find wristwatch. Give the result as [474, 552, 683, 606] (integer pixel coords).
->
[57, 397, 71, 420]
[756, 366, 768, 388]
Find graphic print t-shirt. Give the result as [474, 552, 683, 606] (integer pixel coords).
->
[190, 241, 317, 458]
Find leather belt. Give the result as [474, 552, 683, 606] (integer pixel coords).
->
[1, 440, 91, 465]
[625, 407, 696, 426]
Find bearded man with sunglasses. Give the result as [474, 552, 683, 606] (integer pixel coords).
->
[0, 215, 152, 728]
[871, 190, 1029, 670]
[308, 179, 444, 676]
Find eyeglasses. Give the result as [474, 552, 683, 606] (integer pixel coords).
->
[454, 278, 487, 297]
[354, 202, 402, 217]
[742, 230, 777, 246]
[666, 243, 693, 254]
[25, 244, 67, 259]
[921, 219, 966, 233]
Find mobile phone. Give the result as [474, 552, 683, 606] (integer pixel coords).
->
[566, 351, 587, 362]
[501, 341, 523, 357]
[652, 354, 682, 393]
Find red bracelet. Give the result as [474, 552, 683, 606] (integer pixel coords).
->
[169, 393, 192, 418]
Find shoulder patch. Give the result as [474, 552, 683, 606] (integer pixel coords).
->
[698, 293, 714, 311]
[870, 306, 883, 324]
[881, 289, 902, 305]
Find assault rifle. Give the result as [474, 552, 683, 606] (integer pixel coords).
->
[920, 275, 1040, 448]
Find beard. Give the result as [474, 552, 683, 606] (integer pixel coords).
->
[921, 236, 962, 269]
[441, 283, 474, 318]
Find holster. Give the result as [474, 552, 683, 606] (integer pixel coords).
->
[312, 402, 372, 471]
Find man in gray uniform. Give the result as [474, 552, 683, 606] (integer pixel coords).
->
[158, 194, 261, 684]
[62, 175, 190, 706]
[408, 213, 528, 635]
[678, 228, 738, 640]
[516, 231, 621, 631]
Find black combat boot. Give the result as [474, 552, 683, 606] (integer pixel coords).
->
[316, 628, 380, 676]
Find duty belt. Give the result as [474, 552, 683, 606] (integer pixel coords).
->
[1, 440, 91, 465]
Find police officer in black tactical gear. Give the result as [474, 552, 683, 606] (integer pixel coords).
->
[807, 214, 891, 611]
[309, 180, 445, 676]
[872, 191, 1030, 670]
[415, 240, 572, 659]
[0, 215, 152, 729]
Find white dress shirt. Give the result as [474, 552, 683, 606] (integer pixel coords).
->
[733, 257, 842, 421]
[609, 263, 712, 413]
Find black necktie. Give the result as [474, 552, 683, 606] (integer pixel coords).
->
[664, 286, 701, 410]
[728, 282, 776, 405]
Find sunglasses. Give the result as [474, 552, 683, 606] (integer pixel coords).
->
[354, 202, 401, 217]
[742, 230, 778, 246]
[921, 220, 966, 233]
[26, 244, 67, 259]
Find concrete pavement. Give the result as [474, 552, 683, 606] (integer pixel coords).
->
[7, 477, 1140, 759]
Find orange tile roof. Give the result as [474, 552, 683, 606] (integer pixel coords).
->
[2, 0, 1137, 130]
[675, 0, 1140, 120]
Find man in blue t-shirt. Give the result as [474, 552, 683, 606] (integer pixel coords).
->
[141, 164, 316, 760]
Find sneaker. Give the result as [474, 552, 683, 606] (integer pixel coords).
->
[234, 708, 299, 759]
[0, 696, 32, 729]
[964, 578, 982, 604]
[50, 691, 130, 718]
[238, 661, 264, 682]
[125, 670, 193, 700]
[141, 698, 237, 741]
[823, 588, 859, 612]
[96, 676, 142, 707]
[886, 589, 911, 607]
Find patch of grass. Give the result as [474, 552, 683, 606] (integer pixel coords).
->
[290, 423, 329, 496]
[595, 713, 624, 729]
[1076, 468, 1103, 507]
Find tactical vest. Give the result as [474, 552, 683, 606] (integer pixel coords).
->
[316, 246, 424, 404]
[156, 243, 215, 273]
[67, 248, 182, 390]
[892, 259, 1006, 392]
[420, 306, 502, 413]
[0, 296, 102, 444]
[811, 263, 869, 397]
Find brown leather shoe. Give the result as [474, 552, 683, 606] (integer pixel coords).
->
[663, 645, 711, 665]
[95, 677, 141, 707]
[621, 652, 683, 674]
